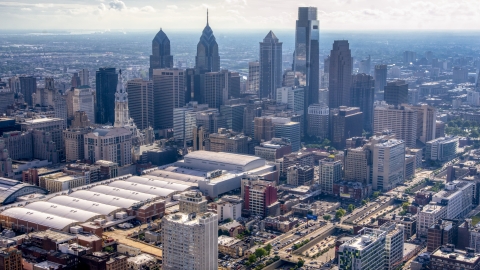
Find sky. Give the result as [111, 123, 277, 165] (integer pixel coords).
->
[1, 0, 479, 31]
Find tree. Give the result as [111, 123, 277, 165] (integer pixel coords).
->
[255, 248, 267, 258]
[248, 254, 257, 264]
[348, 204, 355, 213]
[361, 199, 367, 206]
[323, 214, 331, 221]
[104, 246, 114, 253]
[402, 201, 411, 211]
[471, 129, 480, 138]
[373, 191, 380, 198]
[336, 208, 346, 219]
[297, 259, 305, 268]
[265, 244, 272, 254]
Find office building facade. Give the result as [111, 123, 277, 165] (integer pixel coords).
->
[259, 31, 282, 99]
[149, 29, 173, 79]
[95, 68, 117, 124]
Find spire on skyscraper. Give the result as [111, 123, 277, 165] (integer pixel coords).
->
[149, 28, 173, 80]
[195, 9, 220, 72]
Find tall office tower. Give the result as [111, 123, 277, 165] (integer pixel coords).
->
[254, 117, 274, 142]
[453, 66, 469, 84]
[195, 11, 220, 72]
[374, 64, 387, 93]
[95, 68, 118, 124]
[369, 136, 405, 191]
[220, 104, 246, 132]
[149, 29, 173, 80]
[294, 7, 319, 131]
[162, 212, 218, 270]
[243, 101, 262, 136]
[324, 55, 330, 74]
[374, 104, 417, 148]
[71, 72, 81, 88]
[318, 88, 328, 106]
[338, 227, 386, 270]
[204, 70, 240, 109]
[408, 104, 436, 144]
[0, 88, 14, 114]
[344, 147, 370, 184]
[475, 69, 480, 90]
[274, 121, 301, 152]
[71, 86, 95, 124]
[152, 69, 186, 130]
[185, 68, 206, 103]
[319, 159, 342, 194]
[329, 106, 363, 150]
[403, 51, 416, 65]
[79, 69, 89, 86]
[126, 79, 154, 130]
[358, 55, 371, 75]
[282, 70, 295, 87]
[247, 61, 260, 94]
[54, 94, 67, 129]
[351, 73, 375, 133]
[259, 31, 282, 99]
[19, 75, 36, 106]
[307, 104, 329, 139]
[8, 76, 20, 93]
[329, 40, 352, 109]
[276, 86, 304, 115]
[174, 102, 208, 144]
[21, 118, 65, 161]
[384, 80, 408, 106]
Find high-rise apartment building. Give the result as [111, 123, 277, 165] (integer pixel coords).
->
[152, 69, 186, 130]
[307, 104, 329, 139]
[329, 106, 363, 149]
[407, 104, 436, 143]
[319, 159, 342, 194]
[344, 147, 370, 184]
[8, 76, 20, 93]
[329, 40, 352, 108]
[276, 86, 304, 115]
[374, 64, 388, 93]
[243, 181, 278, 217]
[95, 68, 117, 124]
[162, 212, 218, 270]
[351, 73, 375, 133]
[384, 80, 408, 106]
[374, 104, 417, 148]
[247, 61, 260, 94]
[149, 29, 173, 80]
[195, 12, 220, 72]
[19, 75, 36, 106]
[294, 7, 319, 132]
[127, 79, 154, 130]
[259, 31, 282, 99]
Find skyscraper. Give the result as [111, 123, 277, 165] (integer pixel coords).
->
[79, 69, 89, 86]
[19, 75, 36, 106]
[384, 80, 408, 106]
[374, 64, 388, 93]
[152, 69, 186, 130]
[374, 104, 417, 148]
[329, 106, 363, 150]
[149, 29, 173, 80]
[127, 79, 154, 130]
[294, 7, 319, 130]
[359, 55, 371, 75]
[95, 68, 118, 124]
[195, 10, 220, 72]
[247, 61, 260, 94]
[351, 73, 375, 133]
[319, 159, 342, 194]
[328, 40, 352, 108]
[204, 70, 240, 109]
[259, 31, 282, 99]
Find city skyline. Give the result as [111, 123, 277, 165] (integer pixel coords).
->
[0, 0, 479, 30]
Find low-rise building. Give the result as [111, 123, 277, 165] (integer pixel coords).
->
[39, 172, 86, 193]
[417, 204, 447, 237]
[430, 245, 480, 270]
[431, 181, 474, 219]
[216, 195, 242, 222]
[254, 138, 292, 162]
[127, 253, 156, 270]
[425, 136, 459, 162]
[218, 235, 245, 258]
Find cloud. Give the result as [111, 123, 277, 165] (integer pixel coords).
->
[226, 0, 247, 4]
[108, 0, 126, 11]
[140, 6, 155, 13]
[167, 5, 178, 10]
[20, 7, 31, 11]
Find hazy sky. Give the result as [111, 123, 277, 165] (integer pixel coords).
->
[1, 0, 479, 31]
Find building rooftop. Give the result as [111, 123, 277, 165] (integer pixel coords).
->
[184, 151, 264, 170]
[29, 229, 77, 244]
[431, 246, 480, 264]
[218, 235, 241, 247]
[24, 201, 102, 222]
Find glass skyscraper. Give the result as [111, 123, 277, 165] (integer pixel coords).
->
[259, 31, 282, 99]
[195, 11, 220, 72]
[149, 29, 173, 80]
[95, 67, 118, 124]
[294, 7, 319, 131]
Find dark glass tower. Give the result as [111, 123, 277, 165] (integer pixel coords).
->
[19, 76, 36, 106]
[374, 64, 388, 93]
[259, 31, 282, 99]
[294, 7, 319, 132]
[351, 73, 375, 133]
[328, 40, 352, 108]
[149, 29, 173, 80]
[95, 68, 118, 124]
[195, 10, 220, 72]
